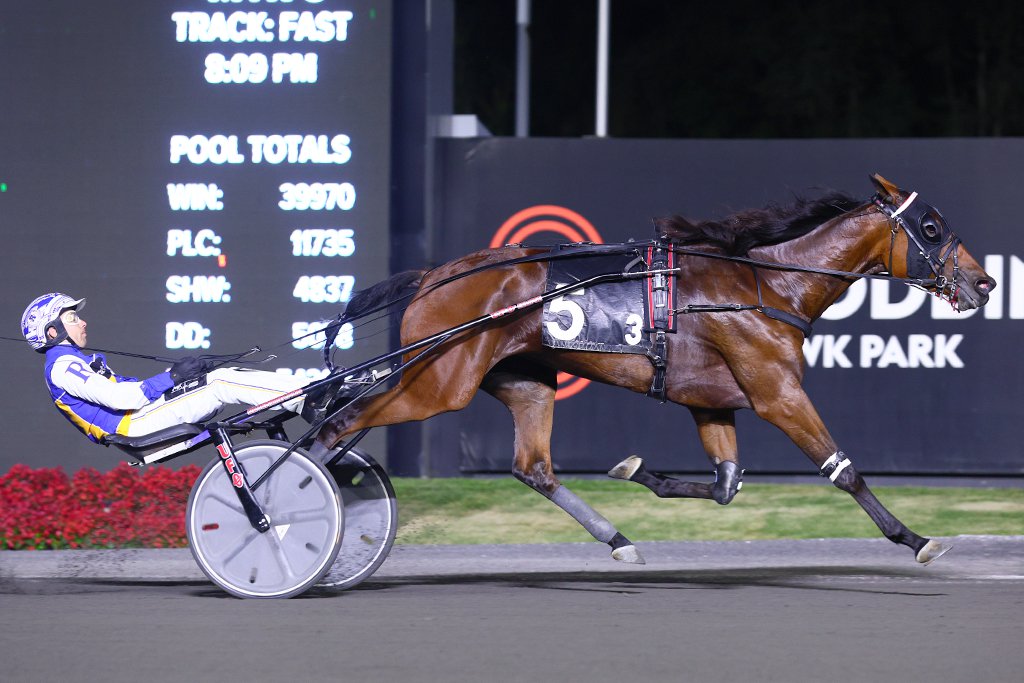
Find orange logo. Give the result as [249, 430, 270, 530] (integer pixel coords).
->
[491, 205, 603, 400]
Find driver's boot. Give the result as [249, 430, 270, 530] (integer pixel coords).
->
[300, 368, 390, 424]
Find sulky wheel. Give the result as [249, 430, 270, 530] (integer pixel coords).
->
[187, 440, 343, 599]
[319, 447, 398, 590]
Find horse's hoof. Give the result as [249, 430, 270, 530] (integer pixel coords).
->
[611, 544, 645, 564]
[916, 539, 952, 565]
[608, 455, 643, 481]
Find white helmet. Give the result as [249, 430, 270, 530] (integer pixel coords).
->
[21, 293, 86, 351]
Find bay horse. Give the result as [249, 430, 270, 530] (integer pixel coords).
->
[313, 174, 995, 565]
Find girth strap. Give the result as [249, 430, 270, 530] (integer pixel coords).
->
[647, 331, 668, 401]
[645, 238, 675, 401]
[751, 265, 814, 337]
[760, 306, 813, 337]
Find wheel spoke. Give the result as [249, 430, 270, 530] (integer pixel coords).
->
[258, 460, 277, 509]
[211, 527, 261, 565]
[208, 491, 244, 514]
[262, 530, 299, 582]
[272, 507, 332, 526]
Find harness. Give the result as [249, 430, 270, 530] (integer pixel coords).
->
[537, 240, 679, 400]
[666, 190, 964, 327]
[644, 239, 673, 399]
[671, 264, 814, 338]
[312, 190, 962, 400]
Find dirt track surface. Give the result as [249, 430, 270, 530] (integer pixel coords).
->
[2, 536, 1022, 683]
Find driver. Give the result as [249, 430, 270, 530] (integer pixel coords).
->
[22, 292, 340, 444]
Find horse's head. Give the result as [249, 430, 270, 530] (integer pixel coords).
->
[869, 174, 995, 312]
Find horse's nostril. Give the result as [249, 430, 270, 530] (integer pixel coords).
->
[976, 278, 995, 294]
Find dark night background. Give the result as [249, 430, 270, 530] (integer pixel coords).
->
[454, 1, 1024, 138]
[3, 2, 1023, 475]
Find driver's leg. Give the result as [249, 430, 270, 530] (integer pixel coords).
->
[124, 368, 306, 436]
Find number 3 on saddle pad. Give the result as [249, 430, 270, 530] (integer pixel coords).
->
[544, 289, 646, 351]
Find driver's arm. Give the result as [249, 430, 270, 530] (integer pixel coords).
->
[49, 356, 173, 410]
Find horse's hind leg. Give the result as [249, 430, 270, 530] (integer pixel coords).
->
[609, 408, 743, 505]
[481, 359, 644, 564]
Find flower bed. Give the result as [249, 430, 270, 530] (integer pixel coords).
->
[0, 463, 200, 550]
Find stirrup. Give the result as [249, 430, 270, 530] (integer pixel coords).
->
[342, 367, 390, 387]
[301, 368, 391, 424]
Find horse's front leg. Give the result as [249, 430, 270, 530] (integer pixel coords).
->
[746, 378, 948, 564]
[608, 408, 743, 505]
[481, 361, 644, 564]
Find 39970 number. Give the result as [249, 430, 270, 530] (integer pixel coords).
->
[279, 182, 356, 211]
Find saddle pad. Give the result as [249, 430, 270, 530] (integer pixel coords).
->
[542, 251, 652, 355]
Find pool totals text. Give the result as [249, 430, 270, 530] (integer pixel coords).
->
[162, 0, 391, 379]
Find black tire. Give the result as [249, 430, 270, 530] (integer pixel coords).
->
[319, 447, 398, 590]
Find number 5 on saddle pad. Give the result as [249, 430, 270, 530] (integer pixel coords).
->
[541, 246, 677, 355]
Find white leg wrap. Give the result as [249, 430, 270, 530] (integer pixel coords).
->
[829, 458, 852, 482]
[820, 451, 853, 483]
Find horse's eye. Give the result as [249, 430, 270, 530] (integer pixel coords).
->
[921, 220, 941, 243]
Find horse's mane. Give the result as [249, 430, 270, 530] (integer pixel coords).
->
[655, 191, 864, 256]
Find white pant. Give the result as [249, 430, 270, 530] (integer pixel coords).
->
[125, 368, 307, 437]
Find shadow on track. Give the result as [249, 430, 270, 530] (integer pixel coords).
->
[342, 566, 949, 598]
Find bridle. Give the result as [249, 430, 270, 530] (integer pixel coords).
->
[872, 191, 962, 306]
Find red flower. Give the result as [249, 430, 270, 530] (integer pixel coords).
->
[0, 463, 201, 550]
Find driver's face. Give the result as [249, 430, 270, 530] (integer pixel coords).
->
[59, 309, 87, 347]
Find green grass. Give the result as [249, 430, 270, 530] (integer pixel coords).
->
[390, 477, 1024, 545]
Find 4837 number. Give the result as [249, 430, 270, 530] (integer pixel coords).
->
[292, 275, 355, 303]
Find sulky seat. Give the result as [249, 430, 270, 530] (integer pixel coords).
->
[101, 423, 210, 464]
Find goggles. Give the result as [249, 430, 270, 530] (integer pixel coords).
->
[60, 310, 84, 326]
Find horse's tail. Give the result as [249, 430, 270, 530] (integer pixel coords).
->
[321, 270, 425, 370]
[344, 269, 425, 321]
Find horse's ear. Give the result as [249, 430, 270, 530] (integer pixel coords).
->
[869, 173, 901, 201]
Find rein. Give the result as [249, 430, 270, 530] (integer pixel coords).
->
[332, 229, 928, 331]
[0, 334, 270, 371]
[319, 243, 649, 368]
[662, 193, 963, 335]
[8, 193, 956, 363]
[664, 240, 936, 337]
[669, 244, 928, 285]
[320, 198, 958, 355]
